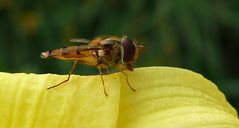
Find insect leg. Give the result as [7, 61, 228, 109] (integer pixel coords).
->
[47, 60, 78, 90]
[98, 67, 108, 96]
[106, 66, 110, 74]
[121, 71, 136, 92]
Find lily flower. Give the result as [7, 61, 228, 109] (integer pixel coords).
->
[0, 67, 238, 128]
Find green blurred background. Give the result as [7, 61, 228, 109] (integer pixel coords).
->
[0, 0, 238, 111]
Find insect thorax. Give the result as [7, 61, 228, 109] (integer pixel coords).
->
[97, 39, 123, 66]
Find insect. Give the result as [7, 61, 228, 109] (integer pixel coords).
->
[40, 35, 144, 96]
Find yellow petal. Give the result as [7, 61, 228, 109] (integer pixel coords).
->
[0, 73, 120, 128]
[117, 67, 239, 128]
[0, 67, 238, 128]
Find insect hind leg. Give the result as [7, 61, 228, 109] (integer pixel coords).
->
[47, 60, 78, 90]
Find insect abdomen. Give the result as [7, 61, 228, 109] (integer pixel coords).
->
[40, 46, 94, 60]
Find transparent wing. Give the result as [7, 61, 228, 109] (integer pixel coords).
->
[69, 38, 90, 43]
[93, 35, 121, 40]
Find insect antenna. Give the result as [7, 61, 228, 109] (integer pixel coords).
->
[98, 67, 108, 96]
[47, 60, 78, 90]
[121, 71, 136, 92]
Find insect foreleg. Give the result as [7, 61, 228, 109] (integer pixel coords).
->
[121, 71, 136, 92]
[47, 60, 78, 90]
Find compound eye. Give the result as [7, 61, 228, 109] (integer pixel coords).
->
[121, 37, 136, 63]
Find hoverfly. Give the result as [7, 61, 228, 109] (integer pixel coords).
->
[40, 36, 144, 96]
